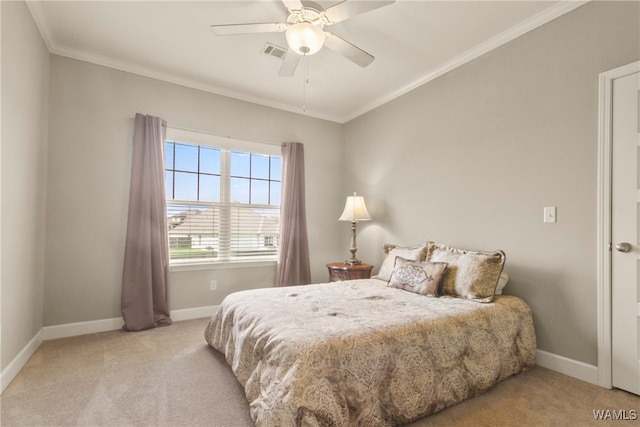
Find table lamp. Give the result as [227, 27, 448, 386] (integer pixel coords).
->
[339, 192, 372, 265]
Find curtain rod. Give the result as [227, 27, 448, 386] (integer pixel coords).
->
[128, 115, 289, 147]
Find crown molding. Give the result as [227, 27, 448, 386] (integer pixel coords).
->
[342, 0, 590, 123]
[54, 43, 342, 123]
[26, 0, 589, 125]
[25, 1, 56, 52]
[24, 1, 341, 123]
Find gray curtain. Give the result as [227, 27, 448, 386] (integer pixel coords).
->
[121, 113, 172, 331]
[275, 142, 311, 286]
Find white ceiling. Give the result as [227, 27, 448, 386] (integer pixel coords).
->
[27, 0, 587, 123]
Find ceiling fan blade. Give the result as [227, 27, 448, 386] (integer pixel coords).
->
[278, 50, 301, 77]
[210, 23, 287, 36]
[282, 0, 303, 11]
[323, 0, 395, 24]
[324, 33, 374, 67]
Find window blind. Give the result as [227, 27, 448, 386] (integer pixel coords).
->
[167, 201, 279, 262]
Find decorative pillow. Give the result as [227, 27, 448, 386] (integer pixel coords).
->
[425, 242, 506, 303]
[388, 257, 448, 297]
[494, 272, 510, 295]
[373, 243, 429, 282]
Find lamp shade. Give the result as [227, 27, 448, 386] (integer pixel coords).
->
[286, 22, 326, 55]
[339, 192, 372, 222]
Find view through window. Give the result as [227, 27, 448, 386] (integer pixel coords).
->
[164, 129, 281, 264]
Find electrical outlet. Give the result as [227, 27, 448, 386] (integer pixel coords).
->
[209, 280, 217, 291]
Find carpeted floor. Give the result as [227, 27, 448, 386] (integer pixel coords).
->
[1, 317, 638, 426]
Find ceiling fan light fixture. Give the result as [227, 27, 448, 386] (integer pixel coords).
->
[285, 22, 325, 55]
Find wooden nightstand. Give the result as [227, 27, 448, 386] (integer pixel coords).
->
[326, 262, 374, 282]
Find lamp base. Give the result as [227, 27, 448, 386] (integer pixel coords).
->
[344, 219, 362, 265]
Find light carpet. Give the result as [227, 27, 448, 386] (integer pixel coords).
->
[1, 318, 638, 426]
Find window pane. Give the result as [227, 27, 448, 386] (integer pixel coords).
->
[200, 146, 220, 175]
[165, 142, 174, 169]
[174, 172, 198, 200]
[270, 181, 281, 206]
[199, 174, 220, 202]
[229, 206, 279, 258]
[251, 153, 270, 179]
[168, 203, 219, 260]
[251, 180, 269, 205]
[165, 171, 174, 200]
[231, 151, 250, 177]
[270, 157, 282, 181]
[174, 143, 198, 172]
[230, 177, 250, 203]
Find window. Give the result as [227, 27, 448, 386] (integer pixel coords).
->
[164, 128, 281, 265]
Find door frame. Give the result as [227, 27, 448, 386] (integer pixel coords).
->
[596, 60, 640, 389]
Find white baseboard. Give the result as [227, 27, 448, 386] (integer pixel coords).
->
[1, 329, 43, 394]
[1, 305, 219, 395]
[3, 319, 595, 396]
[42, 305, 219, 340]
[171, 305, 218, 321]
[42, 317, 124, 340]
[535, 349, 599, 386]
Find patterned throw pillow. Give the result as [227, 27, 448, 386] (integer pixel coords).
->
[388, 257, 448, 297]
[425, 242, 506, 303]
[373, 243, 429, 282]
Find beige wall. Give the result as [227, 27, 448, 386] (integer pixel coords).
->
[1, 1, 49, 371]
[343, 1, 640, 365]
[45, 56, 344, 326]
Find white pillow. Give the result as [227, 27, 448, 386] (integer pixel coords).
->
[373, 243, 428, 282]
[494, 272, 510, 295]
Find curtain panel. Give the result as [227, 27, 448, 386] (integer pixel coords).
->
[275, 142, 311, 286]
[121, 113, 172, 331]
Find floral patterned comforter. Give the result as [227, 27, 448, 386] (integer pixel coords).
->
[204, 279, 536, 426]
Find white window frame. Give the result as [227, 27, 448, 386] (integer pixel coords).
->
[165, 127, 281, 270]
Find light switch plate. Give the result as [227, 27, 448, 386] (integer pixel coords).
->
[544, 206, 557, 223]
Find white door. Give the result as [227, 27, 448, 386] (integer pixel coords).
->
[611, 67, 640, 395]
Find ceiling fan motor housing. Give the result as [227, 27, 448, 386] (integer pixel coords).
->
[285, 7, 327, 55]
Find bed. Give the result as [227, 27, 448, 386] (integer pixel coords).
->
[205, 241, 536, 426]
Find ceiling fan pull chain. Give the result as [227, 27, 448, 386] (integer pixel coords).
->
[302, 54, 308, 113]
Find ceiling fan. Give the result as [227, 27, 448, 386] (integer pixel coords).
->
[210, 0, 395, 77]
